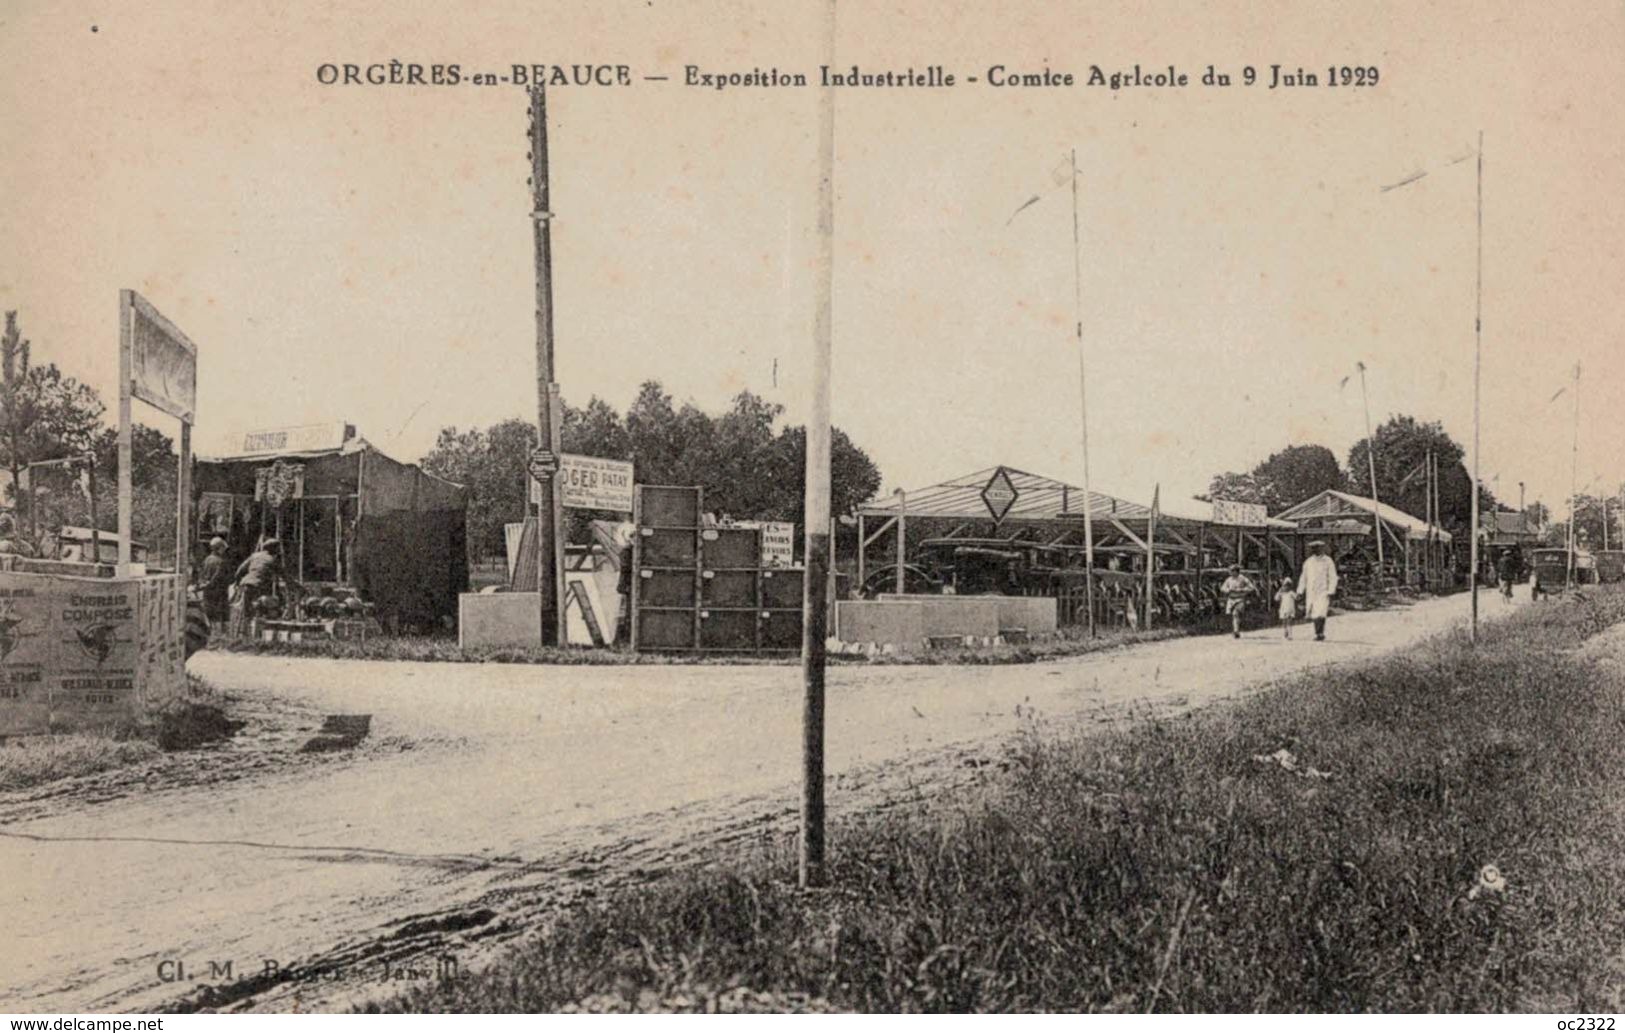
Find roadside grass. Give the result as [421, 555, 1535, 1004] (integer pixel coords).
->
[212, 611, 1292, 667]
[0, 677, 241, 792]
[368, 587, 1625, 1013]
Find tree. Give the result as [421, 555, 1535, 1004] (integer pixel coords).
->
[423, 382, 885, 562]
[421, 418, 536, 561]
[0, 312, 106, 525]
[1563, 490, 1625, 550]
[1345, 415, 1492, 535]
[31, 424, 178, 560]
[1206, 444, 1343, 514]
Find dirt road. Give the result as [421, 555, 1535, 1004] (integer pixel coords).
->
[0, 592, 1510, 1012]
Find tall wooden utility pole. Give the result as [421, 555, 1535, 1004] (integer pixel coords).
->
[1566, 361, 1580, 587]
[1069, 149, 1097, 637]
[528, 84, 563, 646]
[1468, 131, 1484, 640]
[799, 0, 837, 890]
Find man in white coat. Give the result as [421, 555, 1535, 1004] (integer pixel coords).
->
[1297, 540, 1339, 641]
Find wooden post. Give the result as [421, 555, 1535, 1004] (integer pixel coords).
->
[1143, 484, 1158, 629]
[856, 512, 865, 587]
[1357, 361, 1386, 579]
[529, 83, 562, 648]
[800, 0, 837, 892]
[1070, 149, 1097, 638]
[1567, 361, 1580, 588]
[117, 291, 134, 571]
[87, 459, 99, 567]
[1469, 131, 1483, 638]
[894, 488, 906, 596]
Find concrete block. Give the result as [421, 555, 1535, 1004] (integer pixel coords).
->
[459, 592, 541, 649]
[834, 600, 925, 654]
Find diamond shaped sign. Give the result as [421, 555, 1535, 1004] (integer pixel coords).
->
[980, 466, 1019, 524]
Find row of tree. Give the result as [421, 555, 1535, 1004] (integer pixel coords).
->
[421, 382, 883, 562]
[1206, 414, 1623, 547]
[1205, 416, 1499, 534]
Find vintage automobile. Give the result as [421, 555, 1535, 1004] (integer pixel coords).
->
[1529, 546, 1598, 591]
[1596, 550, 1625, 584]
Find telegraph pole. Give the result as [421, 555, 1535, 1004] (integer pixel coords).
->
[1070, 149, 1098, 637]
[1468, 131, 1483, 640]
[1567, 361, 1580, 587]
[528, 84, 562, 646]
[799, 0, 837, 890]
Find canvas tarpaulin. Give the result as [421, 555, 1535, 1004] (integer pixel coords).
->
[194, 442, 468, 628]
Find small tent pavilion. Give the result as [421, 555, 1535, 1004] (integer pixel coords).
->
[1276, 489, 1453, 589]
[855, 465, 1303, 626]
[194, 428, 469, 630]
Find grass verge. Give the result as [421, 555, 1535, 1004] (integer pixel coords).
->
[0, 677, 242, 792]
[212, 616, 1247, 666]
[368, 587, 1625, 1013]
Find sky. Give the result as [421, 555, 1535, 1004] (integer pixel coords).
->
[2, 0, 1621, 518]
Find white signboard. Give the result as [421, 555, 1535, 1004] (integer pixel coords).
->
[734, 520, 796, 568]
[1211, 498, 1268, 526]
[529, 454, 635, 512]
[123, 291, 197, 424]
[233, 422, 355, 456]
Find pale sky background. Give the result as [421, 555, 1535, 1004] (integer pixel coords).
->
[2, 1, 1621, 517]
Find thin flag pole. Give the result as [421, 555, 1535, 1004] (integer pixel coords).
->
[1567, 361, 1580, 587]
[1469, 131, 1483, 639]
[1357, 361, 1386, 577]
[1070, 148, 1097, 637]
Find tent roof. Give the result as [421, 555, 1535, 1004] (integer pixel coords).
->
[859, 466, 1294, 529]
[1276, 489, 1452, 542]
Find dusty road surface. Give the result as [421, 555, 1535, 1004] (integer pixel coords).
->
[1, 592, 1510, 1012]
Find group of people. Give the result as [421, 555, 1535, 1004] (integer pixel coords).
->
[1219, 540, 1341, 642]
[194, 536, 302, 632]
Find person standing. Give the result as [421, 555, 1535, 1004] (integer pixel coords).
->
[1297, 541, 1340, 641]
[197, 537, 231, 625]
[1274, 575, 1299, 639]
[1220, 563, 1257, 639]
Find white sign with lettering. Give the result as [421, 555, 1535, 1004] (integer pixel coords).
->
[529, 454, 635, 512]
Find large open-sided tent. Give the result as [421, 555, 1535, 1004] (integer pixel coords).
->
[1276, 489, 1453, 588]
[855, 465, 1305, 626]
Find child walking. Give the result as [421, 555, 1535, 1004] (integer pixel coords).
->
[1275, 575, 1298, 639]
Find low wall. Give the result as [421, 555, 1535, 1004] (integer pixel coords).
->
[459, 591, 541, 649]
[0, 570, 186, 735]
[834, 601, 925, 655]
[875, 593, 1056, 635]
[988, 596, 1058, 634]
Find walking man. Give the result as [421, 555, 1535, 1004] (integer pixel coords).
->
[1297, 540, 1339, 641]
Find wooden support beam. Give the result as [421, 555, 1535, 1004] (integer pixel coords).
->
[1109, 518, 1148, 551]
[862, 516, 897, 549]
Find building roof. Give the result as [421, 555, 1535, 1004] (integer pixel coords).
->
[1482, 511, 1538, 537]
[1276, 489, 1452, 543]
[859, 466, 1295, 529]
